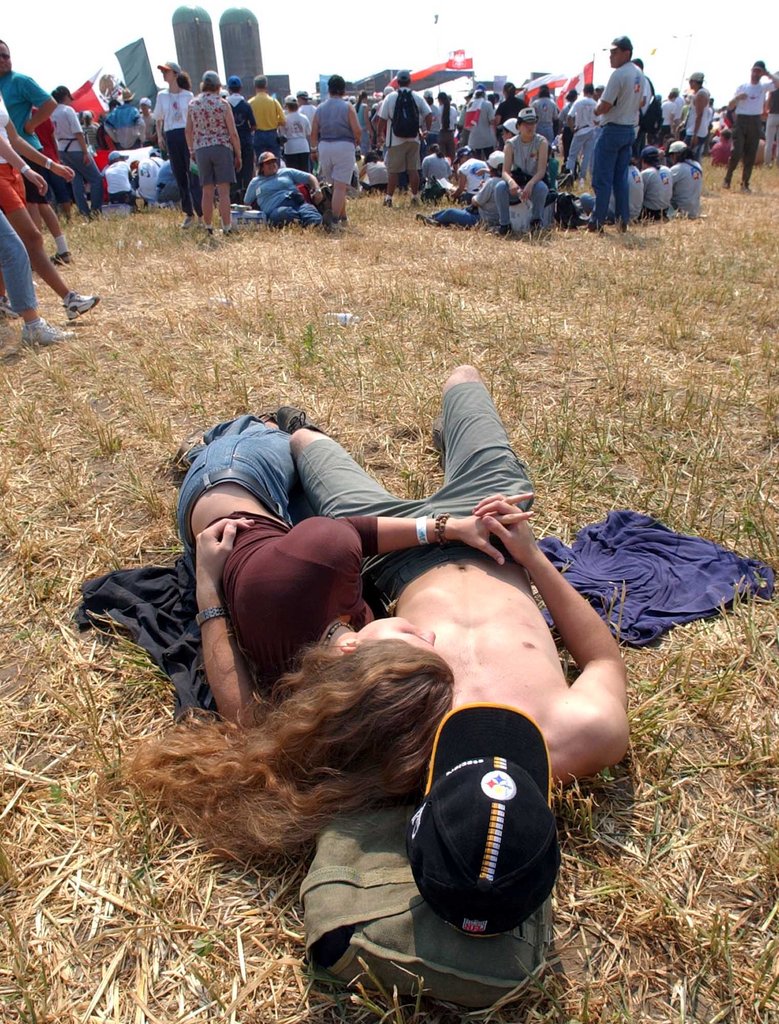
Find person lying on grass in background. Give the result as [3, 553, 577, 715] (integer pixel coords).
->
[416, 150, 511, 234]
[134, 367, 628, 935]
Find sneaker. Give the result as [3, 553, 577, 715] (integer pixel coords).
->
[416, 213, 439, 227]
[21, 318, 73, 347]
[722, 180, 731, 190]
[50, 251, 72, 266]
[274, 406, 326, 435]
[740, 184, 752, 194]
[0, 294, 19, 319]
[63, 291, 100, 321]
[181, 215, 195, 228]
[587, 221, 604, 234]
[497, 223, 511, 236]
[383, 195, 393, 208]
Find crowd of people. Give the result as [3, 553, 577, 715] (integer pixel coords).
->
[1, 37, 778, 334]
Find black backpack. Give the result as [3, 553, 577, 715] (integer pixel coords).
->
[640, 92, 663, 134]
[392, 90, 420, 140]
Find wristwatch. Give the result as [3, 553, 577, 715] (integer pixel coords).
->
[196, 606, 228, 627]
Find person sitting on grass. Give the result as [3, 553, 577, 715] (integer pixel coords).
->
[639, 145, 672, 220]
[103, 151, 134, 205]
[416, 151, 511, 234]
[502, 107, 553, 230]
[244, 150, 325, 227]
[667, 140, 703, 218]
[420, 143, 452, 184]
[451, 145, 489, 202]
[358, 150, 388, 193]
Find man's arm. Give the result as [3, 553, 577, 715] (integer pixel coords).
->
[23, 96, 55, 135]
[195, 519, 256, 724]
[310, 111, 319, 150]
[692, 90, 708, 137]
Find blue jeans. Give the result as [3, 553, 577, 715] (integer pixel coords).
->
[566, 130, 596, 180]
[268, 202, 322, 227]
[59, 150, 104, 215]
[0, 210, 36, 313]
[432, 208, 479, 227]
[524, 180, 551, 225]
[177, 417, 296, 554]
[253, 128, 281, 161]
[592, 123, 635, 227]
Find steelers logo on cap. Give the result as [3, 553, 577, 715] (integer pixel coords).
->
[480, 770, 517, 801]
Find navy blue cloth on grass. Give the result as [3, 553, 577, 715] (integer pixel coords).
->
[537, 510, 774, 646]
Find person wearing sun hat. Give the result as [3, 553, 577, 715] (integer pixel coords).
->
[683, 72, 711, 160]
[723, 60, 779, 192]
[407, 703, 560, 934]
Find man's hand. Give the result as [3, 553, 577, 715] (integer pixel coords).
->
[195, 517, 252, 589]
[472, 493, 538, 566]
[53, 162, 75, 182]
[82, 151, 91, 166]
[449, 494, 534, 565]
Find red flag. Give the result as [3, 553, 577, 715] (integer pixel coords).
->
[70, 70, 107, 119]
[446, 50, 473, 71]
[556, 62, 595, 108]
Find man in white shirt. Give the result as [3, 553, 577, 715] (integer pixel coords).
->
[684, 73, 712, 160]
[565, 84, 597, 184]
[590, 35, 644, 231]
[376, 70, 432, 206]
[723, 60, 779, 192]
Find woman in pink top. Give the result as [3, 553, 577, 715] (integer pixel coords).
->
[185, 71, 241, 234]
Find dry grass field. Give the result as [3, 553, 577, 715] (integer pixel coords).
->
[1, 162, 777, 1024]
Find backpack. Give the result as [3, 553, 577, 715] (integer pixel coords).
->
[554, 192, 586, 229]
[301, 806, 553, 1009]
[640, 93, 663, 135]
[421, 178, 447, 203]
[391, 90, 420, 140]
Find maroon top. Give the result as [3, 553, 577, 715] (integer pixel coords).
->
[221, 514, 379, 686]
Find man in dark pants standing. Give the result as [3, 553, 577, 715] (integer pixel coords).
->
[724, 61, 779, 193]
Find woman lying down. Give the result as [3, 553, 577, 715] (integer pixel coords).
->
[132, 410, 527, 858]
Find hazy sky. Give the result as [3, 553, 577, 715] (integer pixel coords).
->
[2, 2, 777, 105]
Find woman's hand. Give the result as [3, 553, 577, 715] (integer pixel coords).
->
[195, 517, 252, 586]
[24, 168, 47, 195]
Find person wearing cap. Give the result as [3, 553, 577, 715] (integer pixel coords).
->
[244, 150, 323, 227]
[134, 148, 164, 205]
[638, 145, 672, 219]
[154, 61, 202, 228]
[296, 90, 318, 127]
[185, 71, 241, 235]
[683, 73, 712, 161]
[249, 76, 286, 166]
[590, 36, 644, 232]
[667, 140, 703, 218]
[226, 75, 256, 201]
[376, 71, 432, 207]
[723, 61, 779, 192]
[417, 151, 510, 233]
[105, 88, 143, 150]
[288, 365, 628, 928]
[502, 107, 552, 228]
[451, 145, 489, 202]
[103, 151, 134, 205]
[310, 75, 361, 224]
[565, 83, 598, 186]
[50, 86, 104, 217]
[282, 95, 311, 173]
[464, 86, 496, 161]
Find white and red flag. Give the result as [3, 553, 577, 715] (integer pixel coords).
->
[69, 69, 108, 118]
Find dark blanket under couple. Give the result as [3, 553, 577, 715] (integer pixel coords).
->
[79, 366, 774, 972]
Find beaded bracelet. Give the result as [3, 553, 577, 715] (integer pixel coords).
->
[434, 512, 451, 547]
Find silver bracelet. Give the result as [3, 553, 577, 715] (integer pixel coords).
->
[196, 606, 228, 627]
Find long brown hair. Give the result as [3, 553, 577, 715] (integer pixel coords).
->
[131, 640, 453, 859]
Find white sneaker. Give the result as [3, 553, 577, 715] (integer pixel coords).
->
[181, 215, 195, 228]
[0, 294, 19, 319]
[63, 291, 100, 320]
[21, 318, 73, 347]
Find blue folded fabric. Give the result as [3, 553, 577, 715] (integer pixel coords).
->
[537, 510, 774, 646]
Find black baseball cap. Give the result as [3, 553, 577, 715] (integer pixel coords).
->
[406, 704, 560, 936]
[611, 36, 633, 52]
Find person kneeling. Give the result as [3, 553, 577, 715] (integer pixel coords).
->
[638, 146, 672, 221]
